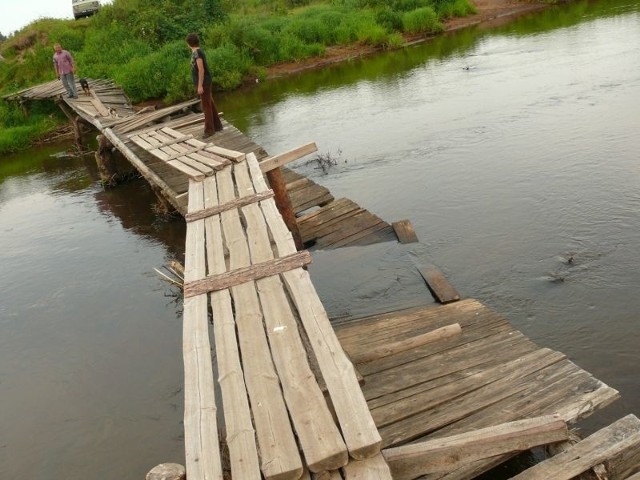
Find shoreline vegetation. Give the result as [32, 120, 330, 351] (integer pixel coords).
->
[0, 0, 551, 155]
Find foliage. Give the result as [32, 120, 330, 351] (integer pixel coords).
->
[402, 7, 442, 34]
[0, 100, 62, 155]
[0, 0, 472, 110]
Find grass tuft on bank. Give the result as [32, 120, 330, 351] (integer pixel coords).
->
[0, 0, 474, 151]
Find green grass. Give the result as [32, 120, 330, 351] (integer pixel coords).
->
[0, 0, 474, 151]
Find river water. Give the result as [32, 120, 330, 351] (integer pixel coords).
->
[1, 0, 639, 477]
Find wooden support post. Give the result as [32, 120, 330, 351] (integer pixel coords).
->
[266, 167, 304, 250]
[95, 134, 120, 186]
[151, 185, 175, 216]
[56, 98, 84, 149]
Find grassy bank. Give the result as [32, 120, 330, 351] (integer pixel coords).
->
[0, 0, 475, 154]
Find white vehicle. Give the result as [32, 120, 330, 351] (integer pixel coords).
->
[72, 0, 101, 20]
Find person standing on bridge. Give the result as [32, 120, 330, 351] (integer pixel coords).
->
[53, 43, 78, 99]
[186, 33, 223, 138]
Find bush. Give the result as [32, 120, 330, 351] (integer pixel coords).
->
[402, 7, 442, 34]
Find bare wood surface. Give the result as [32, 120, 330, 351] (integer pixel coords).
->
[341, 453, 392, 480]
[382, 415, 568, 479]
[246, 153, 384, 461]
[197, 177, 262, 479]
[236, 158, 348, 472]
[182, 180, 223, 480]
[213, 170, 302, 479]
[259, 142, 318, 172]
[417, 264, 461, 303]
[353, 323, 462, 364]
[185, 190, 275, 222]
[392, 219, 418, 243]
[183, 250, 312, 298]
[267, 167, 304, 250]
[512, 415, 640, 480]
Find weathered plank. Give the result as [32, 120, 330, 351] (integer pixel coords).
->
[234, 159, 348, 472]
[259, 142, 318, 172]
[246, 153, 383, 461]
[417, 264, 461, 304]
[383, 415, 568, 479]
[341, 453, 392, 480]
[183, 250, 312, 298]
[197, 177, 262, 479]
[392, 219, 418, 244]
[213, 170, 303, 480]
[512, 415, 640, 480]
[185, 190, 275, 222]
[182, 180, 223, 480]
[353, 323, 462, 364]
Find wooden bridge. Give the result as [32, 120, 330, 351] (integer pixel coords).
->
[6, 79, 640, 479]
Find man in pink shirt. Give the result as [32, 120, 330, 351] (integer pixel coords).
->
[53, 43, 78, 99]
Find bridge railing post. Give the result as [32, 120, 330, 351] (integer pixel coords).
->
[266, 167, 304, 251]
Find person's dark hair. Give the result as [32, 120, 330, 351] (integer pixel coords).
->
[186, 33, 200, 47]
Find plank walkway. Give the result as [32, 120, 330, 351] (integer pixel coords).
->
[334, 299, 640, 479]
[7, 79, 640, 479]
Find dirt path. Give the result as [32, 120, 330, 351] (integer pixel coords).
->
[266, 0, 549, 79]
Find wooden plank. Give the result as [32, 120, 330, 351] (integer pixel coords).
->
[182, 180, 224, 480]
[233, 159, 348, 472]
[89, 91, 111, 116]
[245, 153, 383, 461]
[102, 129, 183, 214]
[341, 453, 392, 480]
[167, 159, 205, 180]
[512, 415, 640, 480]
[198, 177, 262, 479]
[417, 264, 460, 304]
[204, 175, 299, 480]
[377, 345, 568, 448]
[392, 219, 418, 243]
[259, 142, 318, 172]
[383, 415, 568, 479]
[353, 324, 462, 364]
[186, 190, 275, 222]
[312, 471, 342, 480]
[183, 250, 312, 298]
[371, 348, 565, 429]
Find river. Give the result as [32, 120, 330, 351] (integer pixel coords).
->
[1, 0, 638, 477]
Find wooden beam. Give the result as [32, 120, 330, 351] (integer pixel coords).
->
[383, 415, 569, 480]
[341, 453, 392, 479]
[102, 128, 183, 214]
[182, 180, 224, 480]
[417, 264, 460, 303]
[512, 415, 640, 480]
[259, 142, 318, 172]
[392, 219, 418, 244]
[353, 323, 462, 364]
[183, 250, 312, 298]
[267, 167, 304, 250]
[185, 190, 275, 222]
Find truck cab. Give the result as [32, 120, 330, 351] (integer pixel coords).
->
[72, 0, 101, 20]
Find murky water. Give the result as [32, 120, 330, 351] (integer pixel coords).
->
[1, 0, 639, 477]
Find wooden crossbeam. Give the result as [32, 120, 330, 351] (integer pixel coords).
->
[157, 145, 205, 160]
[353, 323, 462, 364]
[383, 415, 568, 480]
[259, 142, 318, 172]
[185, 190, 275, 223]
[512, 414, 640, 480]
[158, 134, 194, 147]
[183, 250, 312, 298]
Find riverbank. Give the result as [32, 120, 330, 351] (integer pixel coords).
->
[265, 0, 550, 79]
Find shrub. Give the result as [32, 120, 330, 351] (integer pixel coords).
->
[402, 7, 442, 34]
